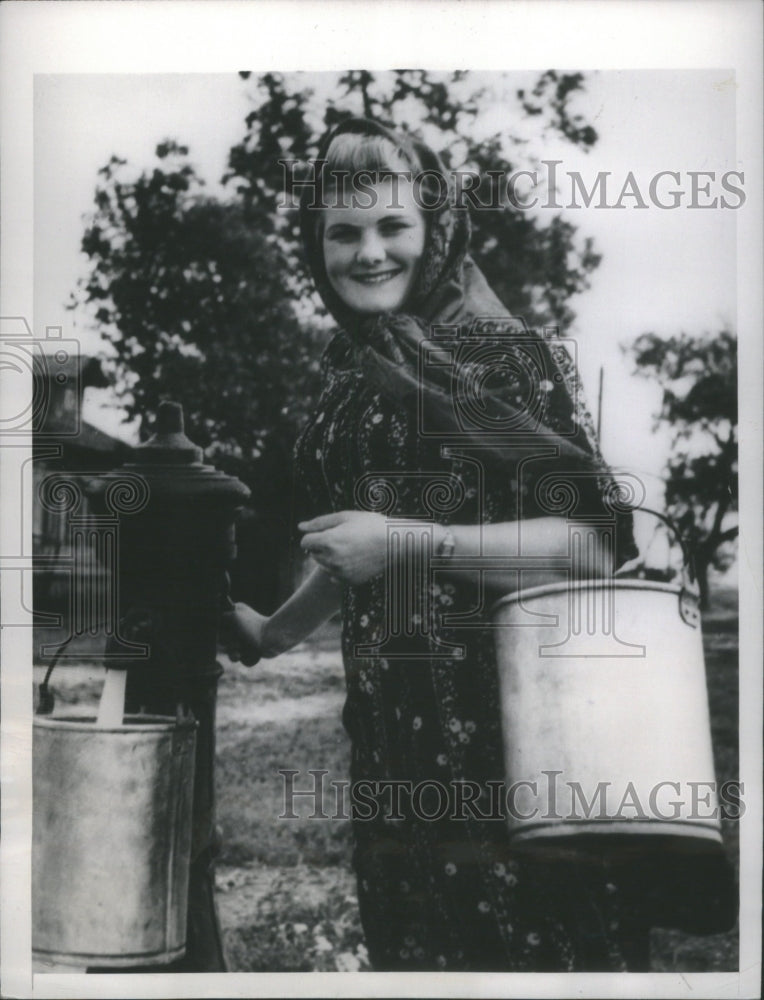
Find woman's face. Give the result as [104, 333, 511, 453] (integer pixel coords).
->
[322, 177, 426, 314]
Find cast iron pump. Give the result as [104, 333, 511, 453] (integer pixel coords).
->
[89, 401, 250, 971]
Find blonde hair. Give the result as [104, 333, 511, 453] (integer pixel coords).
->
[315, 130, 428, 239]
[323, 131, 419, 178]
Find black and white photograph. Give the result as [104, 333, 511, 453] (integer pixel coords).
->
[1, 2, 761, 998]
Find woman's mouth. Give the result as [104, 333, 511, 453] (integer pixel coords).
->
[351, 268, 402, 285]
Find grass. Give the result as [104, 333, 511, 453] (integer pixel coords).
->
[211, 645, 365, 969]
[216, 709, 353, 868]
[214, 645, 350, 869]
[34, 585, 741, 972]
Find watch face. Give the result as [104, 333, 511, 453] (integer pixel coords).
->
[438, 530, 456, 557]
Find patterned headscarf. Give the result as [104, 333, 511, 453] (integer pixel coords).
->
[300, 118, 636, 552]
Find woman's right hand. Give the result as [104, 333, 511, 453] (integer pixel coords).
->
[220, 602, 270, 667]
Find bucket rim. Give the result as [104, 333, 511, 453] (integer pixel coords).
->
[490, 577, 685, 615]
[33, 713, 198, 733]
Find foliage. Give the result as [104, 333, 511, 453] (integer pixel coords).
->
[629, 330, 737, 605]
[75, 142, 325, 604]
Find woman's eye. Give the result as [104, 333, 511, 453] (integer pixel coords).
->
[327, 228, 357, 243]
[380, 221, 409, 235]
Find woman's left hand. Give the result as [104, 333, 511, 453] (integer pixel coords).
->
[299, 510, 392, 585]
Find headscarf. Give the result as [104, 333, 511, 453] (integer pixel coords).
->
[300, 117, 636, 551]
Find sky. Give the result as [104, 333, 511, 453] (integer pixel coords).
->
[34, 69, 738, 506]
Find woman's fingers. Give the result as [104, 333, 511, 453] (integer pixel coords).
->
[298, 511, 349, 532]
[224, 637, 260, 667]
[219, 604, 263, 667]
[300, 530, 334, 554]
[304, 544, 344, 580]
[307, 548, 338, 573]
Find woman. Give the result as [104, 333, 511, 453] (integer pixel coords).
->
[224, 117, 646, 971]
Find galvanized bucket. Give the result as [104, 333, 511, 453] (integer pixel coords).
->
[33, 713, 197, 968]
[491, 577, 723, 852]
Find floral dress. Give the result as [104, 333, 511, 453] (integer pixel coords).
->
[294, 332, 648, 972]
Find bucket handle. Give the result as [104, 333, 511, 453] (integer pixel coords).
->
[614, 504, 697, 586]
[36, 631, 85, 715]
[606, 468, 698, 586]
[612, 502, 701, 627]
[35, 615, 193, 721]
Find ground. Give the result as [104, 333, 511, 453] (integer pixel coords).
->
[33, 587, 740, 972]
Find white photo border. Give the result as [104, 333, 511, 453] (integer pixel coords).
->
[1, 2, 761, 998]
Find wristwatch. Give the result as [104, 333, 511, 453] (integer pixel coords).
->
[437, 526, 456, 558]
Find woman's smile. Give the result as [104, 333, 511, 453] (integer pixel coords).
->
[322, 177, 426, 314]
[351, 267, 403, 284]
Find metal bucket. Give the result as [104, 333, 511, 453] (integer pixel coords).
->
[491, 578, 722, 852]
[33, 713, 197, 968]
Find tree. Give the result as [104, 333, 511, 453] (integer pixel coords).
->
[629, 330, 738, 608]
[74, 141, 325, 607]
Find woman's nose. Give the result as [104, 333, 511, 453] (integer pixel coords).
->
[356, 228, 385, 265]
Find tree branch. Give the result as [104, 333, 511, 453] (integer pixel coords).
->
[715, 526, 739, 545]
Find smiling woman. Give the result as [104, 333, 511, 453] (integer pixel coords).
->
[222, 117, 645, 972]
